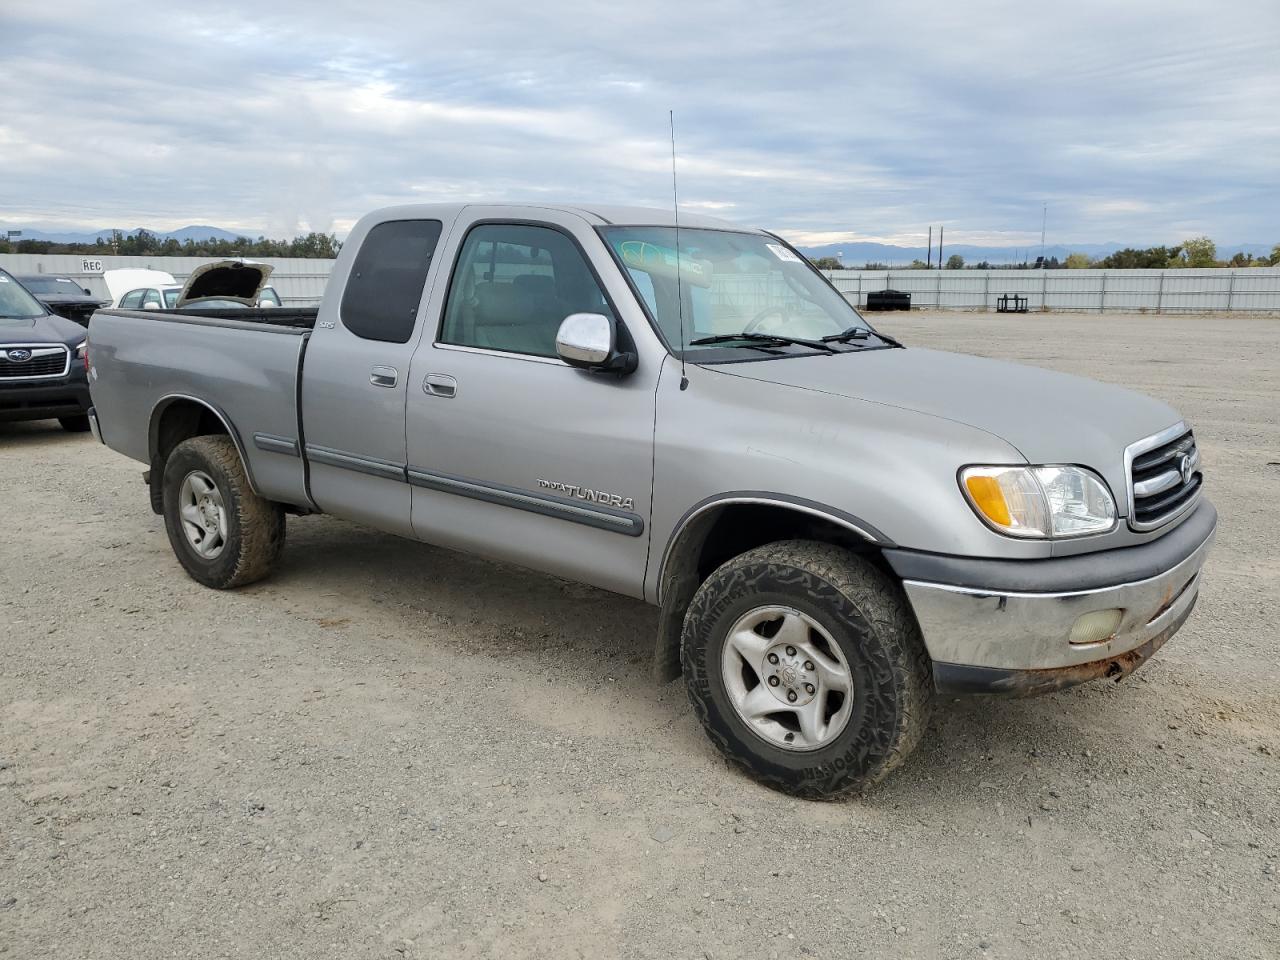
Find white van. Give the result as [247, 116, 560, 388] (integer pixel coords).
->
[101, 269, 177, 308]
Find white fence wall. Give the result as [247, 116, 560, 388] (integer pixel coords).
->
[5, 253, 1279, 314]
[823, 268, 1280, 313]
[0, 253, 334, 306]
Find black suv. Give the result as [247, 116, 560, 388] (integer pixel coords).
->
[0, 269, 92, 432]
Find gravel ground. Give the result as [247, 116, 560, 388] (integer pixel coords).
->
[2, 311, 1277, 959]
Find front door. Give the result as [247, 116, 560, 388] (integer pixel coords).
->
[302, 217, 446, 537]
[405, 214, 659, 597]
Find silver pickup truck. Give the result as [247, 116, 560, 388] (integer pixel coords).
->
[86, 204, 1216, 797]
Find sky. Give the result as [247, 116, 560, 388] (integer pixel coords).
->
[2, 0, 1277, 248]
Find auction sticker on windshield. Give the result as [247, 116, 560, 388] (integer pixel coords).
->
[766, 243, 802, 263]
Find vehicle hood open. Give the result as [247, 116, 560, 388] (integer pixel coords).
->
[716, 346, 1182, 496]
[177, 260, 274, 308]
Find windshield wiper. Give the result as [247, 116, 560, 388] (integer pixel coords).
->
[689, 332, 836, 353]
[821, 327, 904, 348]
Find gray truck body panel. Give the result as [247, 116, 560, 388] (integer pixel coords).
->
[86, 202, 1215, 681]
[87, 310, 310, 506]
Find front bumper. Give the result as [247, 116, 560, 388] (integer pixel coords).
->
[0, 378, 91, 422]
[884, 500, 1217, 695]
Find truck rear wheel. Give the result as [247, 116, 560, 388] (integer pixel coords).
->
[681, 540, 933, 798]
[161, 436, 285, 589]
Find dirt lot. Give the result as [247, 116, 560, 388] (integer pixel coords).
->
[2, 311, 1277, 959]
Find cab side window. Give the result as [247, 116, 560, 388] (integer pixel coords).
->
[120, 289, 145, 309]
[340, 219, 443, 343]
[141, 289, 163, 309]
[440, 223, 615, 358]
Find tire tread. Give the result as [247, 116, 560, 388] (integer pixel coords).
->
[681, 539, 933, 798]
[163, 436, 284, 589]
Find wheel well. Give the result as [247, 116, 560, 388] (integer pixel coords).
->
[652, 502, 887, 683]
[147, 399, 236, 513]
[690, 503, 880, 584]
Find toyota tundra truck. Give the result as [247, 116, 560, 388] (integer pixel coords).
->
[84, 203, 1216, 797]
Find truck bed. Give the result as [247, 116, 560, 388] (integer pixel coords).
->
[87, 307, 315, 510]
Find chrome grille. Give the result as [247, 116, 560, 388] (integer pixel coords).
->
[1126, 423, 1202, 531]
[0, 345, 71, 380]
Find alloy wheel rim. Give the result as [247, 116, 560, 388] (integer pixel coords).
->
[178, 470, 227, 559]
[721, 604, 854, 752]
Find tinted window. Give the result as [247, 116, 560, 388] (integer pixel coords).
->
[120, 289, 145, 308]
[341, 219, 442, 343]
[440, 223, 614, 357]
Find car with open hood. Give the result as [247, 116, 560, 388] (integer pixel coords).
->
[113, 262, 282, 312]
[0, 267, 92, 431]
[83, 203, 1215, 798]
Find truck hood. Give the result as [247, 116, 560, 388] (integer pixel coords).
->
[0, 312, 88, 346]
[717, 347, 1182, 492]
[177, 260, 274, 308]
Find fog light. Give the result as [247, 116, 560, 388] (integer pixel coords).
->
[1069, 608, 1124, 645]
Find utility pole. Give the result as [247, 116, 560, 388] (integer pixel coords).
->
[938, 225, 944, 269]
[927, 226, 933, 269]
[1039, 202, 1047, 264]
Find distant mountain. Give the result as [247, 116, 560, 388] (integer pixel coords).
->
[4, 225, 248, 244]
[797, 240, 1274, 266]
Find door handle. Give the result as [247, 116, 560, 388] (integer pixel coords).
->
[423, 374, 457, 398]
[370, 365, 398, 388]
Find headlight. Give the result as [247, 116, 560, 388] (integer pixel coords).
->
[961, 465, 1116, 539]
[75, 340, 87, 359]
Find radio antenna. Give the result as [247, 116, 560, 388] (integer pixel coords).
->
[669, 110, 688, 390]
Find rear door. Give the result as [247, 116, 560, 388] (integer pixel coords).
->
[301, 216, 451, 536]
[404, 209, 660, 598]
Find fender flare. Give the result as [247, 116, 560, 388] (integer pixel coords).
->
[148, 393, 259, 496]
[650, 492, 892, 683]
[655, 491, 892, 604]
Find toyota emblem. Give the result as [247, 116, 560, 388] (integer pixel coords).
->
[5, 348, 33, 362]
[1178, 453, 1194, 486]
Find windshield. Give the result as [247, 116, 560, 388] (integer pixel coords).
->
[19, 276, 84, 296]
[0, 270, 47, 320]
[601, 227, 869, 356]
[163, 288, 181, 308]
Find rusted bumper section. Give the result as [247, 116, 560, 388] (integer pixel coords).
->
[932, 592, 1195, 696]
[891, 500, 1215, 694]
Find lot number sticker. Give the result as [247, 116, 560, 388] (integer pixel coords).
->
[766, 243, 802, 263]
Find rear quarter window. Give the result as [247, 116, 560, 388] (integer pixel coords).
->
[340, 219, 443, 343]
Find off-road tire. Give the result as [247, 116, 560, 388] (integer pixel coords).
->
[681, 540, 933, 798]
[162, 436, 285, 589]
[58, 415, 91, 432]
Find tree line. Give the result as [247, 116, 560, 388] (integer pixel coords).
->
[0, 230, 342, 259]
[811, 238, 1280, 271]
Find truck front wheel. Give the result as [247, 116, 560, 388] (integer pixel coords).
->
[681, 540, 933, 798]
[161, 436, 285, 589]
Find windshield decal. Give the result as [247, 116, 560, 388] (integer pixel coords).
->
[765, 243, 803, 263]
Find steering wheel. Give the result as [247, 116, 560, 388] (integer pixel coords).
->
[743, 305, 790, 335]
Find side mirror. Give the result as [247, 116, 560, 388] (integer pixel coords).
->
[83, 287, 93, 296]
[555, 313, 637, 375]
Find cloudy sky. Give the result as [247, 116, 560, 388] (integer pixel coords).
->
[3, 0, 1277, 247]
